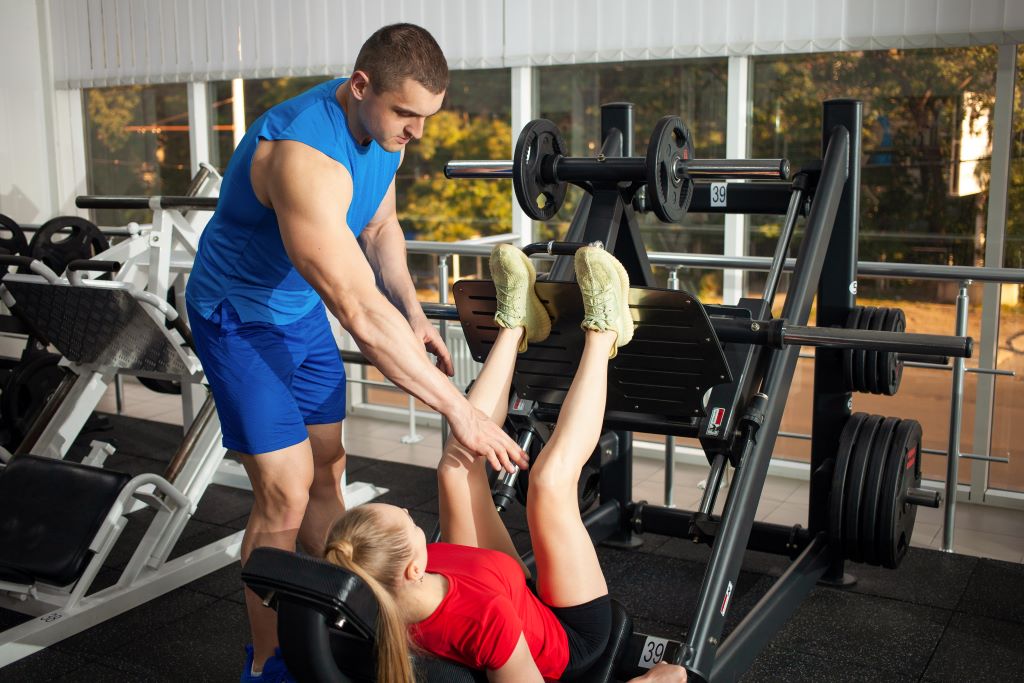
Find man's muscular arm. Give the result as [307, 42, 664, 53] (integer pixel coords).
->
[360, 179, 454, 376]
[257, 141, 525, 471]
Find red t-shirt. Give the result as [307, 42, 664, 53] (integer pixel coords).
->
[410, 543, 570, 679]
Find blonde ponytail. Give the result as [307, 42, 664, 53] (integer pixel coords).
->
[325, 507, 416, 683]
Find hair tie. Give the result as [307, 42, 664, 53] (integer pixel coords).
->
[332, 539, 354, 560]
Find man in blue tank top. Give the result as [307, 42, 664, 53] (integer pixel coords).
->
[185, 24, 527, 683]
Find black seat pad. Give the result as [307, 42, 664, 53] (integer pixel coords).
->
[0, 454, 130, 585]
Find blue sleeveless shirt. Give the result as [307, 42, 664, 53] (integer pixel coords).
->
[187, 78, 401, 324]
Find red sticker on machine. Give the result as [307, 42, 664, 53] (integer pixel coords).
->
[707, 408, 726, 436]
[720, 581, 733, 616]
[906, 447, 917, 470]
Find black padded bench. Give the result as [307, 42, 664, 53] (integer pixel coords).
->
[242, 547, 634, 682]
[0, 454, 131, 586]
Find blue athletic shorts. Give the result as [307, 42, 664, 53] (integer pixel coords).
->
[187, 299, 346, 455]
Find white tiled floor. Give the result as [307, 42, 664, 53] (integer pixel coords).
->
[105, 377, 1024, 564]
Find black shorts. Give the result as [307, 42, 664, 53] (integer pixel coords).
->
[549, 594, 612, 680]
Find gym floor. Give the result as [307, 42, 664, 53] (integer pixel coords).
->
[1, 382, 1022, 681]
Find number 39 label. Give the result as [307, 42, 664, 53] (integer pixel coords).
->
[710, 182, 727, 207]
[638, 636, 669, 668]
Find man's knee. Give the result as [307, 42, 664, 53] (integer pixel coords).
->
[310, 444, 346, 495]
[253, 477, 313, 524]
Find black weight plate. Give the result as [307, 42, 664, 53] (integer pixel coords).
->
[0, 213, 28, 256]
[843, 414, 883, 563]
[877, 308, 898, 396]
[512, 119, 569, 221]
[843, 306, 863, 393]
[1, 352, 65, 443]
[28, 216, 109, 275]
[853, 306, 877, 393]
[829, 412, 868, 552]
[883, 308, 906, 396]
[878, 419, 923, 569]
[860, 416, 901, 566]
[865, 307, 888, 394]
[645, 116, 695, 223]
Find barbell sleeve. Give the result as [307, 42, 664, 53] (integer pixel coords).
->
[443, 161, 513, 179]
[781, 325, 973, 359]
[677, 158, 791, 181]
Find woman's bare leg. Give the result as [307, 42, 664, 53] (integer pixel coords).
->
[527, 330, 616, 606]
[437, 326, 524, 566]
[527, 245, 631, 607]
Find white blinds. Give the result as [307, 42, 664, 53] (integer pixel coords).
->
[48, 0, 1024, 88]
[504, 0, 1024, 65]
[48, 0, 506, 88]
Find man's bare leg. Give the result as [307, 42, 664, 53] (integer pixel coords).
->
[239, 442, 314, 669]
[298, 421, 346, 556]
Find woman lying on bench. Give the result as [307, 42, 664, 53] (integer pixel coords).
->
[324, 245, 684, 683]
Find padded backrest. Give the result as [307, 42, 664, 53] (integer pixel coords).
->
[0, 454, 131, 585]
[242, 547, 378, 640]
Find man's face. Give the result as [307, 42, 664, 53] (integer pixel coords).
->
[358, 77, 445, 152]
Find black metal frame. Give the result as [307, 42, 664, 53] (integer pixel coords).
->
[478, 101, 860, 681]
[265, 99, 968, 682]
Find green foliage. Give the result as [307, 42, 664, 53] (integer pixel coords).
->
[398, 111, 512, 241]
[750, 47, 1001, 276]
[87, 87, 142, 151]
[84, 84, 191, 225]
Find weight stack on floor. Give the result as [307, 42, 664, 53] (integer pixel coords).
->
[829, 412, 933, 569]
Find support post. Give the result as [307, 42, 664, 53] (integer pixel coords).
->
[811, 100, 861, 584]
[231, 79, 246, 148]
[723, 56, 750, 305]
[510, 66, 535, 247]
[970, 45, 1017, 501]
[438, 254, 451, 445]
[943, 282, 970, 550]
[187, 82, 210, 174]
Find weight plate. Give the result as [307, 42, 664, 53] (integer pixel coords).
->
[860, 416, 901, 566]
[1, 352, 65, 444]
[645, 116, 695, 223]
[853, 306, 877, 393]
[28, 216, 109, 275]
[843, 414, 883, 563]
[829, 412, 868, 552]
[878, 419, 923, 569]
[883, 308, 906, 396]
[843, 306, 863, 393]
[0, 213, 28, 257]
[512, 119, 569, 221]
[865, 308, 887, 395]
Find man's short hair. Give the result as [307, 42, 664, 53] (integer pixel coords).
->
[354, 23, 449, 95]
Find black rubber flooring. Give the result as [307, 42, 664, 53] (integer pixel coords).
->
[1, 415, 1021, 682]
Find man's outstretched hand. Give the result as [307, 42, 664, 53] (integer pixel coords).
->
[447, 402, 529, 473]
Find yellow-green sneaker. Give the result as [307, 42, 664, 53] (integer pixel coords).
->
[489, 244, 551, 352]
[574, 247, 634, 358]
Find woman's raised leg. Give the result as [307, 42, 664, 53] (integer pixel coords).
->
[436, 245, 550, 567]
[527, 246, 632, 607]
